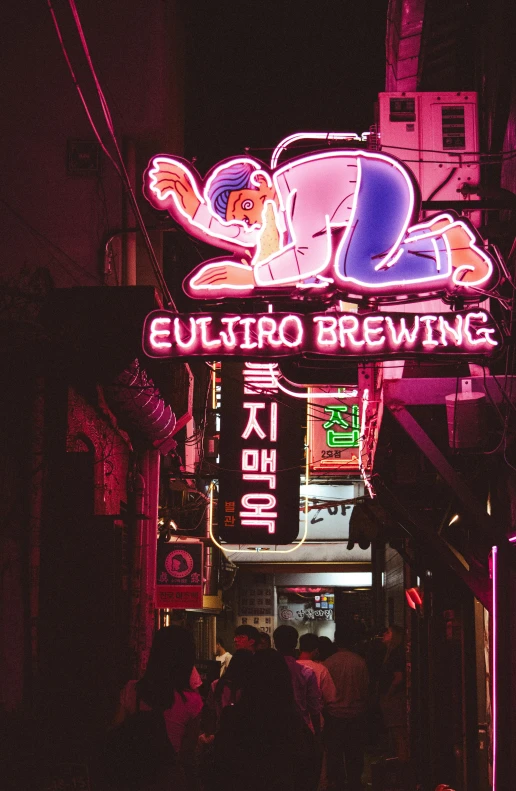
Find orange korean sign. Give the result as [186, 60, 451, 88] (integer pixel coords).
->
[308, 388, 360, 474]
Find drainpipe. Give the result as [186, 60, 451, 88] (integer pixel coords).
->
[130, 450, 160, 678]
[491, 542, 515, 791]
[203, 502, 218, 598]
[123, 139, 137, 286]
[129, 468, 145, 678]
[28, 376, 46, 695]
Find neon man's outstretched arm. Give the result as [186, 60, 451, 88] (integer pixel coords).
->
[145, 156, 258, 254]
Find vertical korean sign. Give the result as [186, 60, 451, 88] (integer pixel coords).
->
[156, 540, 204, 609]
[217, 363, 305, 545]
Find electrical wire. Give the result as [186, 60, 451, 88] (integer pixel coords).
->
[47, 0, 175, 308]
[0, 196, 102, 285]
[66, 0, 174, 306]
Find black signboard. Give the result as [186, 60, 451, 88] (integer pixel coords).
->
[217, 362, 305, 545]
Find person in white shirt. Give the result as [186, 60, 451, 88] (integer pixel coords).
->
[297, 633, 337, 713]
[215, 638, 232, 677]
[298, 633, 337, 791]
[273, 625, 322, 734]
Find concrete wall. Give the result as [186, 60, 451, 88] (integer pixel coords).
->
[1, 0, 184, 288]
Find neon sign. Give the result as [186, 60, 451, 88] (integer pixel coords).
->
[143, 310, 502, 360]
[143, 144, 499, 302]
[308, 389, 360, 474]
[217, 362, 304, 545]
[323, 405, 360, 447]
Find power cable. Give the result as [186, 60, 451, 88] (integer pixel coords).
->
[46, 0, 175, 308]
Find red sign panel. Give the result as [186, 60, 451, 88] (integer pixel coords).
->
[156, 541, 203, 609]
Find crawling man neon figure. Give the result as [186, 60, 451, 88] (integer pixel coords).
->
[143, 147, 497, 300]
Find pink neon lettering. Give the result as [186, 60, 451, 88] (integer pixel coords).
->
[173, 317, 197, 348]
[243, 362, 279, 393]
[195, 316, 221, 348]
[419, 315, 439, 347]
[257, 317, 282, 348]
[270, 403, 278, 441]
[149, 317, 172, 349]
[241, 403, 267, 439]
[261, 449, 277, 472]
[240, 318, 258, 349]
[363, 316, 385, 347]
[339, 315, 365, 347]
[313, 316, 338, 346]
[278, 315, 304, 347]
[240, 493, 277, 517]
[241, 519, 276, 534]
[242, 473, 276, 489]
[245, 362, 280, 369]
[220, 316, 241, 347]
[438, 315, 463, 347]
[384, 316, 420, 346]
[464, 312, 499, 346]
[242, 449, 259, 470]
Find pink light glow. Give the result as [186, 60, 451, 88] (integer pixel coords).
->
[242, 473, 276, 488]
[240, 493, 277, 514]
[464, 312, 499, 346]
[339, 316, 365, 347]
[270, 403, 278, 440]
[358, 387, 375, 499]
[144, 143, 499, 302]
[420, 315, 439, 347]
[438, 315, 462, 347]
[314, 316, 338, 347]
[363, 316, 386, 347]
[196, 317, 222, 348]
[145, 310, 501, 360]
[173, 317, 197, 348]
[270, 131, 363, 169]
[492, 545, 498, 790]
[241, 403, 267, 439]
[149, 317, 172, 349]
[384, 316, 420, 345]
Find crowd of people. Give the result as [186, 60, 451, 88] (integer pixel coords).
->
[106, 620, 407, 791]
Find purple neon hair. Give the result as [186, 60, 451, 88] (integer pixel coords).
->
[207, 161, 259, 220]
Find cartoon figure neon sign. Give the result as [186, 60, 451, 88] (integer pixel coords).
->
[143, 142, 498, 301]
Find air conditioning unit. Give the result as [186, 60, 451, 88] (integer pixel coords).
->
[378, 91, 481, 225]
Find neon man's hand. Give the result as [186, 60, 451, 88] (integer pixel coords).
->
[149, 160, 201, 218]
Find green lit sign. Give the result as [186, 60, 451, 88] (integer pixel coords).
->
[322, 404, 360, 448]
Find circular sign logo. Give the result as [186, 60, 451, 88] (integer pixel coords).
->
[279, 608, 294, 621]
[165, 549, 194, 579]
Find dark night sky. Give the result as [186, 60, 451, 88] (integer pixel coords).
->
[182, 0, 389, 172]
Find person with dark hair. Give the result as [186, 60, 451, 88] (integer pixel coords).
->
[298, 633, 336, 712]
[317, 635, 337, 661]
[209, 648, 317, 791]
[233, 623, 261, 653]
[378, 625, 408, 764]
[112, 626, 203, 788]
[256, 631, 272, 650]
[215, 638, 232, 677]
[323, 628, 370, 791]
[273, 625, 322, 734]
[202, 649, 255, 737]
